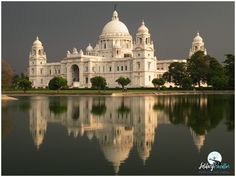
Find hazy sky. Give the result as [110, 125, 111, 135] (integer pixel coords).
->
[2, 2, 234, 74]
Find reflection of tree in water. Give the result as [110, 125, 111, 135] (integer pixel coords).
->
[2, 101, 14, 138]
[18, 97, 31, 112]
[117, 97, 130, 118]
[91, 97, 107, 116]
[224, 96, 234, 131]
[72, 106, 80, 120]
[49, 97, 67, 115]
[153, 95, 233, 135]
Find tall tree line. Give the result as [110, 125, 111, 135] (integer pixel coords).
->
[163, 51, 234, 89]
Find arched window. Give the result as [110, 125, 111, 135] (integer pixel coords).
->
[137, 62, 140, 69]
[71, 65, 79, 82]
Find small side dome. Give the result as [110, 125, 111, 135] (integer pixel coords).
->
[33, 36, 42, 47]
[137, 20, 149, 34]
[86, 43, 93, 52]
[193, 32, 203, 43]
[72, 48, 78, 54]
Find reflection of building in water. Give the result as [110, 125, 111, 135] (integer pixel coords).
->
[28, 96, 208, 173]
[190, 128, 207, 152]
[29, 97, 48, 150]
[29, 96, 158, 173]
[64, 97, 104, 137]
[133, 97, 158, 164]
[96, 125, 133, 174]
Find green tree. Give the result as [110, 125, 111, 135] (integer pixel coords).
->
[48, 76, 67, 90]
[18, 78, 32, 92]
[211, 75, 228, 89]
[12, 74, 20, 88]
[12, 73, 30, 90]
[163, 72, 171, 82]
[115, 77, 131, 91]
[168, 62, 187, 86]
[2, 60, 14, 89]
[224, 54, 234, 88]
[181, 77, 193, 89]
[90, 76, 107, 91]
[187, 51, 208, 87]
[152, 78, 165, 88]
[206, 56, 224, 86]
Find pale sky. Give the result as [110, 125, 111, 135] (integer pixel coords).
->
[2, 2, 234, 74]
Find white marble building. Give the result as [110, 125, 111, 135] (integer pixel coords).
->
[28, 10, 207, 88]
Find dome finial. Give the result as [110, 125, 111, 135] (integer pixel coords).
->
[36, 36, 39, 40]
[142, 19, 145, 25]
[197, 31, 200, 36]
[112, 9, 119, 21]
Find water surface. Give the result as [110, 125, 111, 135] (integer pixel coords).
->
[2, 95, 234, 175]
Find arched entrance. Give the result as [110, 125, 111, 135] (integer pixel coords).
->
[71, 65, 79, 82]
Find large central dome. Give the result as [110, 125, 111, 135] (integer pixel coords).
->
[101, 10, 130, 35]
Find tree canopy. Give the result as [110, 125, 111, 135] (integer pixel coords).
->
[166, 62, 188, 87]
[90, 76, 107, 90]
[115, 77, 131, 91]
[2, 60, 14, 89]
[18, 79, 32, 92]
[12, 73, 32, 92]
[48, 76, 67, 90]
[187, 51, 208, 87]
[152, 78, 165, 88]
[224, 54, 234, 89]
[163, 51, 233, 89]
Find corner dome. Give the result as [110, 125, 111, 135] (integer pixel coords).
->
[86, 43, 93, 52]
[33, 36, 42, 47]
[193, 32, 203, 43]
[137, 20, 149, 34]
[101, 10, 130, 35]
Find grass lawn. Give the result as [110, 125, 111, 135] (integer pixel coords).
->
[2, 89, 171, 95]
[2, 89, 233, 95]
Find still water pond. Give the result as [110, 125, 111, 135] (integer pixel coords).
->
[2, 95, 234, 175]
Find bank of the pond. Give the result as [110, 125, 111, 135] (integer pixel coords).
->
[2, 95, 18, 100]
[2, 90, 234, 97]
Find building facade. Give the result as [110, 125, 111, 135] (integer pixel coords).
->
[28, 10, 207, 88]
